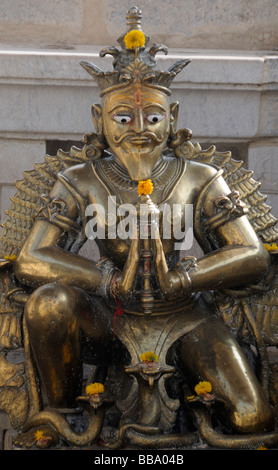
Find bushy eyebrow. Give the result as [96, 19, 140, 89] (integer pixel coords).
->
[108, 103, 167, 113]
[108, 103, 134, 113]
[143, 103, 167, 113]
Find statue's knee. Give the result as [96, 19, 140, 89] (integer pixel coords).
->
[25, 283, 79, 333]
[230, 396, 274, 434]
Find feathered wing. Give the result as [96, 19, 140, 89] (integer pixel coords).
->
[208, 148, 278, 245]
[0, 147, 90, 258]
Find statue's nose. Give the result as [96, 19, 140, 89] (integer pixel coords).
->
[132, 109, 145, 133]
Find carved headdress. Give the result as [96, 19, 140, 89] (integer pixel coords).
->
[80, 6, 190, 96]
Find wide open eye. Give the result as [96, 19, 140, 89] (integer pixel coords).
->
[146, 114, 165, 123]
[113, 114, 132, 124]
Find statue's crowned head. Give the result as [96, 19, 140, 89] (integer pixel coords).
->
[81, 6, 190, 180]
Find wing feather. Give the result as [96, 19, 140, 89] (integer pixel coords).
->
[0, 147, 86, 258]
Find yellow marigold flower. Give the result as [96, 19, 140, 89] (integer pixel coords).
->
[264, 242, 278, 252]
[4, 254, 16, 261]
[256, 445, 268, 450]
[34, 430, 45, 441]
[194, 381, 212, 396]
[124, 29, 145, 50]
[86, 382, 105, 396]
[138, 179, 153, 196]
[140, 351, 159, 363]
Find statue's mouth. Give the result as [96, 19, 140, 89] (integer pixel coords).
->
[129, 136, 151, 144]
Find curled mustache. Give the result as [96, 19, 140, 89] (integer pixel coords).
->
[113, 131, 164, 145]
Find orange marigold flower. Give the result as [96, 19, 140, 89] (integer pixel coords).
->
[194, 381, 212, 396]
[4, 254, 16, 261]
[34, 430, 45, 441]
[264, 242, 278, 252]
[124, 30, 145, 49]
[86, 382, 105, 396]
[138, 179, 153, 196]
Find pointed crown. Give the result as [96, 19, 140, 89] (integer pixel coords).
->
[80, 6, 190, 96]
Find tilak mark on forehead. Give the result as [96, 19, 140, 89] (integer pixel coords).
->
[135, 85, 142, 105]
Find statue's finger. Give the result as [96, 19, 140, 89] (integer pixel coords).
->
[152, 236, 168, 275]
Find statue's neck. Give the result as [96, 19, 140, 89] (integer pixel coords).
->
[93, 150, 186, 206]
[111, 151, 166, 182]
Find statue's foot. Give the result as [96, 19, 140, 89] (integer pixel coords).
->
[13, 424, 59, 449]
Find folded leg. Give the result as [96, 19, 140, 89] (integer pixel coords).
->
[178, 316, 274, 433]
[24, 283, 120, 409]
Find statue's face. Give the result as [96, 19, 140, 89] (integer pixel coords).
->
[102, 84, 171, 180]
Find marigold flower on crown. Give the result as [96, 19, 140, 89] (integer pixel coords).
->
[86, 382, 105, 395]
[79, 7, 191, 97]
[138, 179, 153, 196]
[124, 29, 145, 50]
[140, 351, 159, 363]
[194, 381, 212, 396]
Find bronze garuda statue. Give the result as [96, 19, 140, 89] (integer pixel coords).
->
[1, 7, 278, 450]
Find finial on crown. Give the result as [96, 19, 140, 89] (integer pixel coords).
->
[80, 6, 190, 96]
[125, 6, 143, 30]
[119, 6, 149, 51]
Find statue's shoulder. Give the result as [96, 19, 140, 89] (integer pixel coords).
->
[52, 134, 109, 195]
[58, 156, 111, 199]
[181, 158, 219, 195]
[185, 158, 218, 179]
[59, 161, 96, 190]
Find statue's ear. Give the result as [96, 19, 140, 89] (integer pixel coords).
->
[91, 104, 103, 136]
[170, 101, 179, 135]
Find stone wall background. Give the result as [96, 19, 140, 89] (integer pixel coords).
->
[1, 0, 277, 50]
[0, 0, 277, 234]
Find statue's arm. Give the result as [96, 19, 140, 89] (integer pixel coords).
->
[190, 172, 270, 291]
[14, 219, 104, 291]
[14, 176, 140, 299]
[14, 179, 105, 292]
[190, 216, 270, 291]
[153, 172, 270, 298]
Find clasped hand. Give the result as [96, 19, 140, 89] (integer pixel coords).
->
[110, 230, 196, 301]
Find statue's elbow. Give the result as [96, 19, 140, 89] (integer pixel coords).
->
[14, 248, 33, 284]
[253, 243, 271, 280]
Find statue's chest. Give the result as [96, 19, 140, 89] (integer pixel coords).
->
[84, 156, 197, 265]
[86, 189, 194, 267]
[86, 188, 193, 234]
